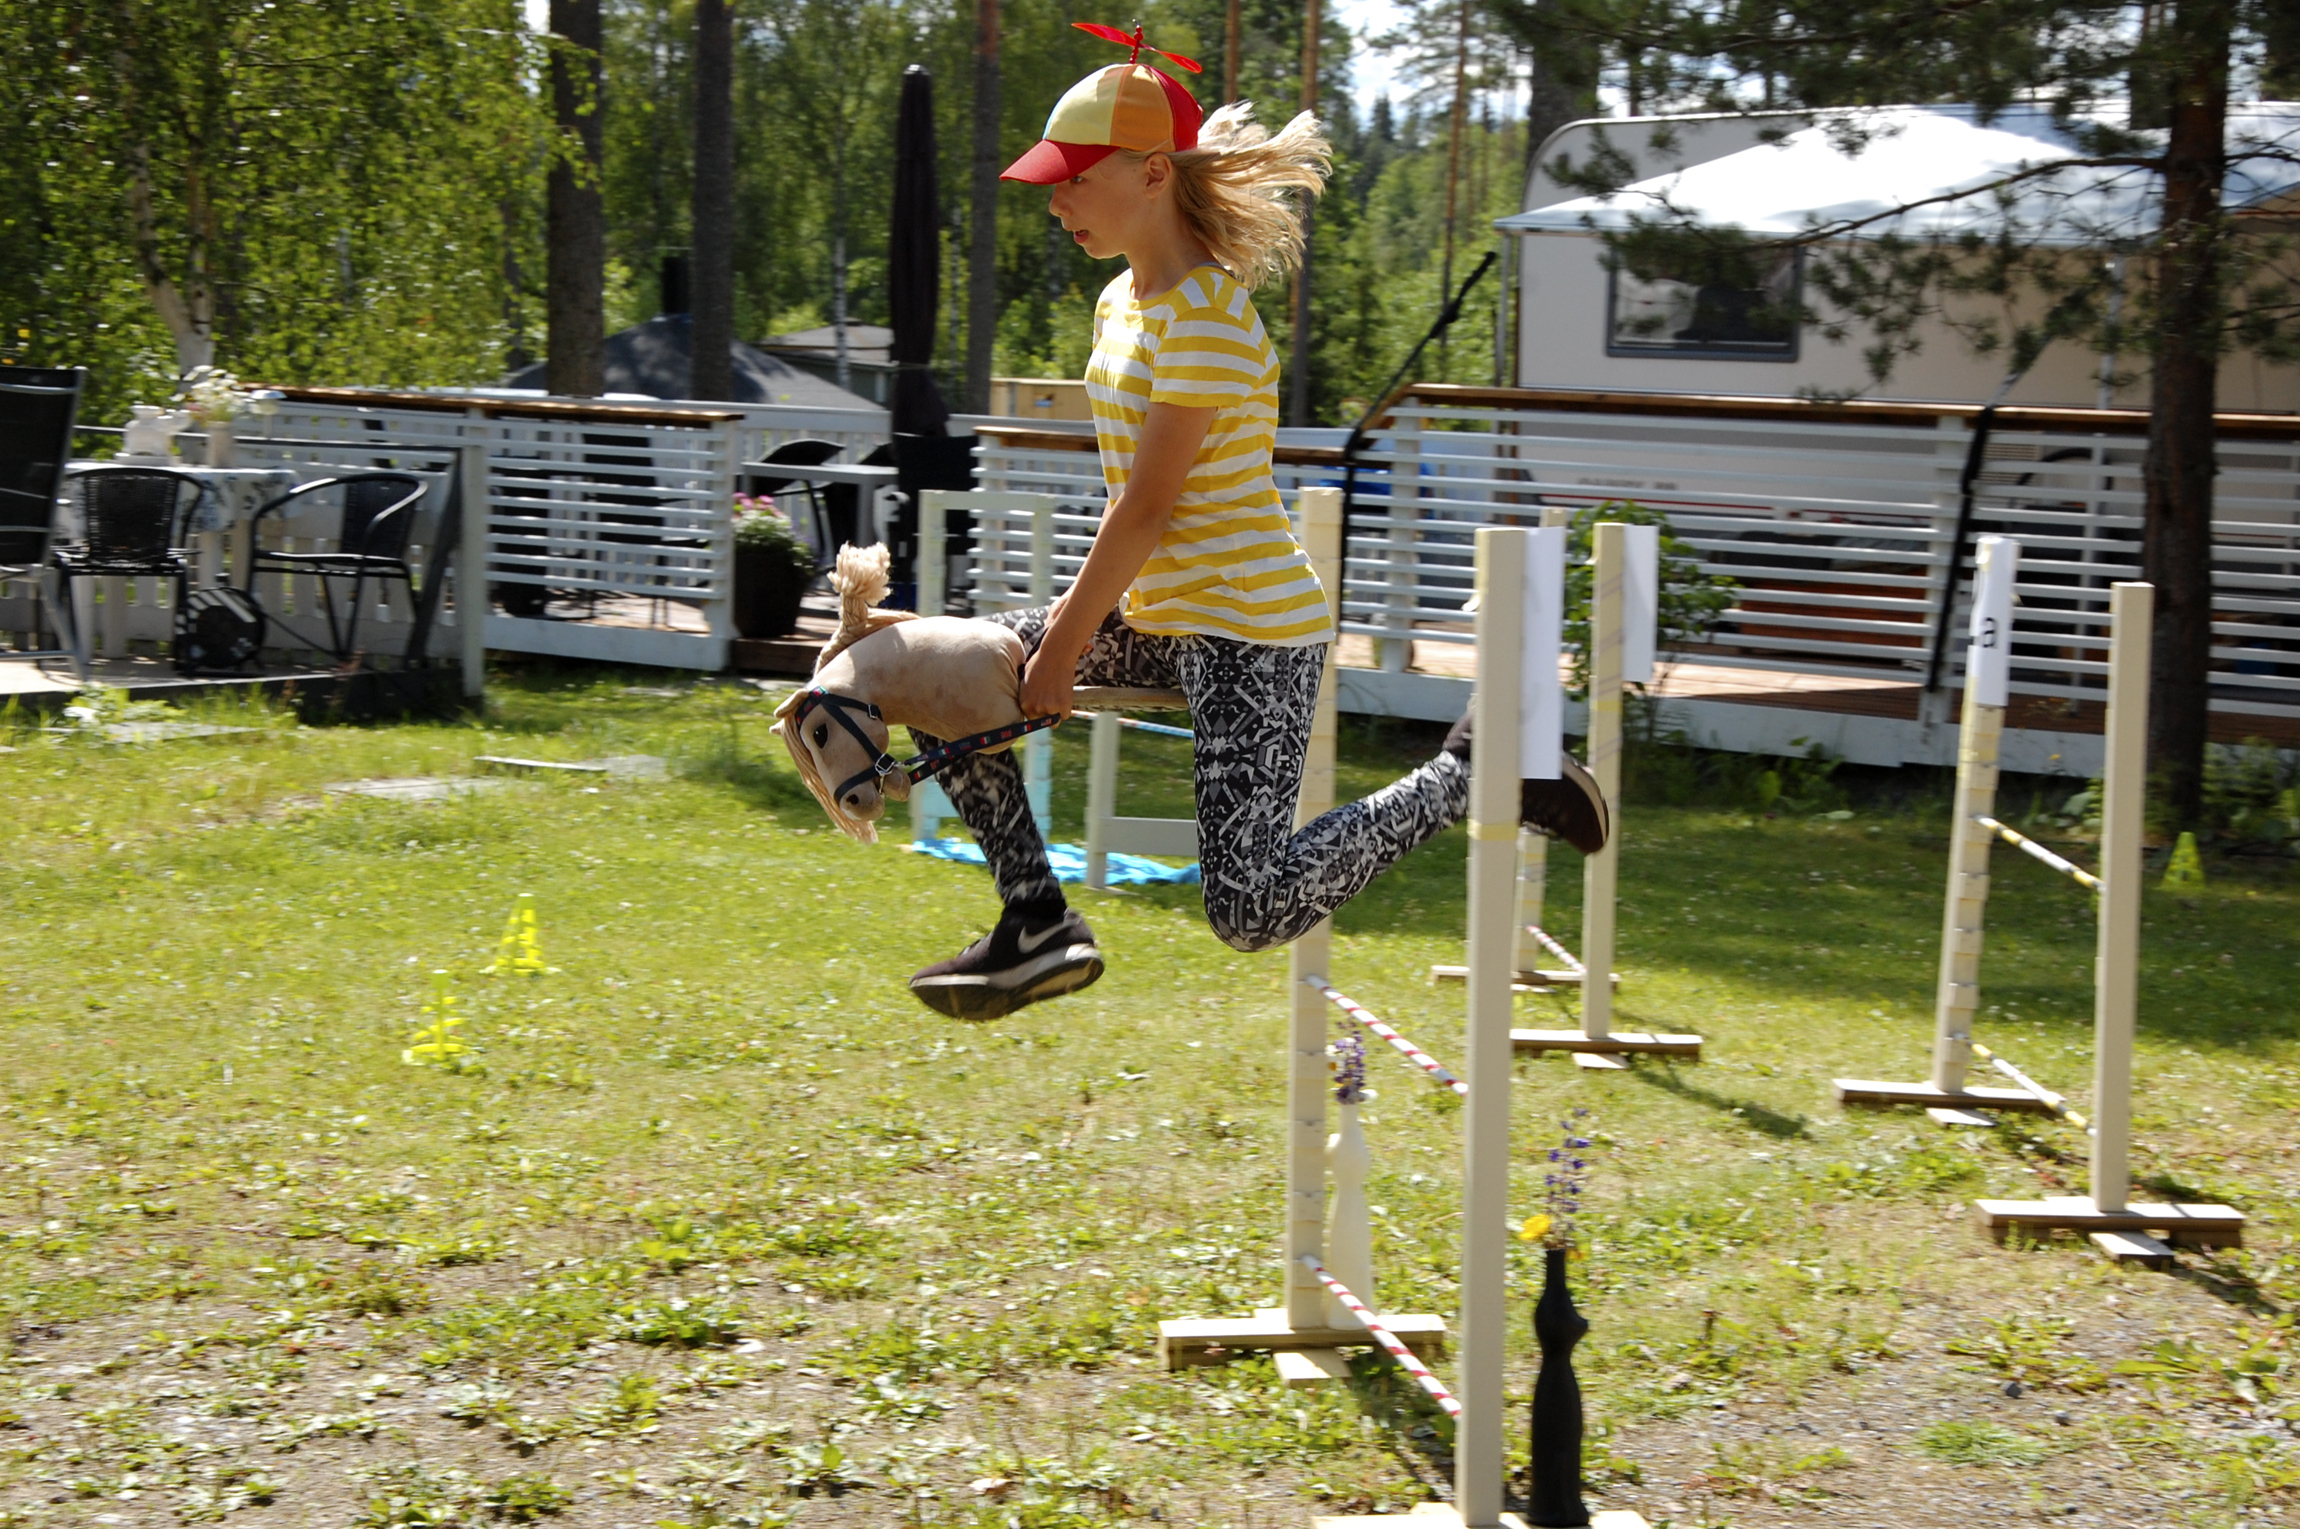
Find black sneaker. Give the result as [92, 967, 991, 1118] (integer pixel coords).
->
[1523, 753, 1609, 854]
[909, 907, 1104, 1021]
[1441, 707, 1610, 854]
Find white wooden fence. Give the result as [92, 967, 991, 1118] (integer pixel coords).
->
[973, 389, 2300, 744]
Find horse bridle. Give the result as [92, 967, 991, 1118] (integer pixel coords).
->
[792, 686, 1061, 806]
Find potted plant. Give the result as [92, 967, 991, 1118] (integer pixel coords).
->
[174, 366, 281, 468]
[732, 492, 813, 640]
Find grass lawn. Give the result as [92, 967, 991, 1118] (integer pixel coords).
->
[0, 670, 2293, 1528]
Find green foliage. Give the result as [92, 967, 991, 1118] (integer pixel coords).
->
[2201, 739, 2300, 852]
[612, 1294, 748, 1347]
[1560, 501, 1740, 697]
[0, 0, 549, 417]
[1911, 1418, 2049, 1467]
[1946, 1315, 2109, 1393]
[731, 494, 816, 569]
[354, 1462, 574, 1526]
[1692, 1437, 1856, 1503]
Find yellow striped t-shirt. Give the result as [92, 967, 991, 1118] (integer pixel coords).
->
[1085, 266, 1334, 646]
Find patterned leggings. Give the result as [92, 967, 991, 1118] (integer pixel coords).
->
[910, 606, 1470, 952]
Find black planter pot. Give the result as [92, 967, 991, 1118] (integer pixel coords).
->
[733, 547, 808, 640]
[1527, 1246, 1591, 1527]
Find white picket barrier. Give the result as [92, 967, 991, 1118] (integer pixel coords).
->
[1429, 519, 1702, 1066]
[1833, 551, 2246, 1263]
[911, 487, 1208, 887]
[1158, 525, 1651, 1529]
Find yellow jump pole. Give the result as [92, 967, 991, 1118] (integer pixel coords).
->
[1835, 535, 2041, 1119]
[1287, 487, 1346, 1330]
[1457, 524, 1527, 1527]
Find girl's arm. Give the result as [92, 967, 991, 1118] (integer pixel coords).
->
[1019, 400, 1216, 720]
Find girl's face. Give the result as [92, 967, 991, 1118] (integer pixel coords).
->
[1047, 152, 1168, 262]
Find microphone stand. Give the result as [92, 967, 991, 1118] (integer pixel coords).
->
[1338, 248, 1500, 595]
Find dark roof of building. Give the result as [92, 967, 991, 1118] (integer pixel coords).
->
[505, 314, 880, 410]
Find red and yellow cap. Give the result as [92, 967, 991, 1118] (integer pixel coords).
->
[1001, 23, 1204, 185]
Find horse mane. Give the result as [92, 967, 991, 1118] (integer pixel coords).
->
[769, 542, 911, 843]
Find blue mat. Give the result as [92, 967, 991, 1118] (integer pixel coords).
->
[904, 837, 1200, 885]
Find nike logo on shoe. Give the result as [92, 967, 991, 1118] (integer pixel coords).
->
[1016, 922, 1068, 955]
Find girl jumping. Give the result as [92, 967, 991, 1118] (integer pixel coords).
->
[907, 32, 1604, 1020]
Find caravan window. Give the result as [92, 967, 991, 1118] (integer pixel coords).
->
[1606, 248, 1800, 360]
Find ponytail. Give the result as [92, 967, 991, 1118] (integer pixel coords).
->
[1141, 103, 1333, 291]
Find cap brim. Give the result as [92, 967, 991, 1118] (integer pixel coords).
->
[1000, 139, 1119, 184]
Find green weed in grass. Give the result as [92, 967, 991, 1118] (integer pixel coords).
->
[1911, 1418, 2051, 1467]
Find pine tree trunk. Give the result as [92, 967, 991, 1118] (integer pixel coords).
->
[689, 0, 736, 401]
[546, 0, 606, 398]
[1287, 0, 1321, 426]
[1223, 0, 1242, 104]
[966, 0, 1002, 414]
[1438, 0, 1471, 376]
[2139, 0, 2230, 826]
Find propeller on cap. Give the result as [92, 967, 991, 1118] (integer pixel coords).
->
[1073, 21, 1203, 73]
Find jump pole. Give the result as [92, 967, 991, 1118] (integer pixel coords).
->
[1834, 536, 2047, 1122]
[1832, 567, 2244, 1260]
[1156, 488, 1448, 1374]
[1511, 521, 1701, 1066]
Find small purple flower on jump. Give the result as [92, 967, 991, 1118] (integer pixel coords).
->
[1523, 1109, 1598, 1251]
[1330, 1033, 1367, 1105]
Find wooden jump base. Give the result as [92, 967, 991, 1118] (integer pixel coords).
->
[1832, 1078, 2056, 1114]
[1516, 1029, 1702, 1057]
[1157, 1308, 1449, 1369]
[1832, 551, 2242, 1262]
[1432, 923, 1612, 990]
[1316, 1510, 1650, 1529]
[1977, 1196, 2245, 1251]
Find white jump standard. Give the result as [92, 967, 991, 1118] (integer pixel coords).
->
[1831, 556, 2244, 1261]
[1153, 489, 1456, 1378]
[1508, 522, 1701, 1068]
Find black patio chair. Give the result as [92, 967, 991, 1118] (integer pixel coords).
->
[244, 472, 427, 664]
[744, 437, 845, 574]
[47, 465, 205, 677]
[0, 367, 82, 577]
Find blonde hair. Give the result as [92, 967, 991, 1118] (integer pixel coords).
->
[1143, 102, 1332, 291]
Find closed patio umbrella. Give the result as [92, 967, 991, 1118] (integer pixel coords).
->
[888, 64, 951, 437]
